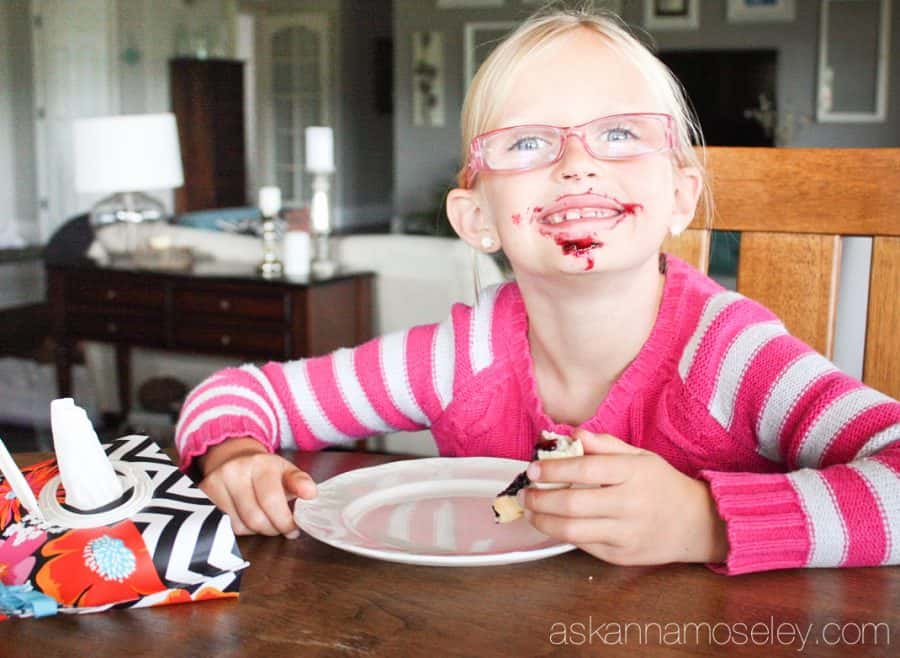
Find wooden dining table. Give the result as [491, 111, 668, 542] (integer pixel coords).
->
[4, 450, 899, 656]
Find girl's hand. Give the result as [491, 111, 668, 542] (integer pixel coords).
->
[522, 429, 728, 566]
[198, 437, 317, 538]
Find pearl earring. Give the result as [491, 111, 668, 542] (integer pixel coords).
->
[480, 234, 496, 250]
[670, 225, 685, 237]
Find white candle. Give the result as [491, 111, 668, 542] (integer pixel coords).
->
[259, 186, 282, 217]
[305, 127, 335, 173]
[283, 231, 311, 278]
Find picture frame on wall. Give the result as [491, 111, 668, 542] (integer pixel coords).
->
[726, 0, 796, 23]
[412, 31, 445, 127]
[525, 0, 622, 12]
[463, 21, 518, 88]
[437, 0, 504, 7]
[644, 0, 700, 30]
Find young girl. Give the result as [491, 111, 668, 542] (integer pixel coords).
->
[175, 8, 899, 575]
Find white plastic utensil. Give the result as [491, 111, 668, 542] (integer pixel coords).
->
[0, 438, 45, 522]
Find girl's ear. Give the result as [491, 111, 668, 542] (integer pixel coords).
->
[670, 166, 703, 235]
[446, 187, 501, 252]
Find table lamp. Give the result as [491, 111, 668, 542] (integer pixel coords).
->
[73, 113, 184, 258]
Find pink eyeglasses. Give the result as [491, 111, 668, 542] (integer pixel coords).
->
[464, 112, 676, 188]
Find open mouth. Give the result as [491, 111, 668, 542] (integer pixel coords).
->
[541, 207, 623, 224]
[536, 193, 640, 228]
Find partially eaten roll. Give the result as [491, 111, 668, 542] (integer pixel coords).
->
[491, 431, 584, 523]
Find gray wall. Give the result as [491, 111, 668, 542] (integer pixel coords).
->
[0, 0, 38, 245]
[393, 0, 900, 216]
[337, 0, 394, 227]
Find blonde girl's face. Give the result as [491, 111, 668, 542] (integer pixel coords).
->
[474, 29, 699, 278]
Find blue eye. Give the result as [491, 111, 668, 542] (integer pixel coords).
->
[509, 136, 549, 151]
[604, 127, 638, 142]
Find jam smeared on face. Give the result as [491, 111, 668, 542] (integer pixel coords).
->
[512, 212, 522, 225]
[621, 202, 643, 215]
[553, 234, 603, 270]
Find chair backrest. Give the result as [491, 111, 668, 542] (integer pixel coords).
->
[333, 234, 506, 334]
[663, 147, 900, 399]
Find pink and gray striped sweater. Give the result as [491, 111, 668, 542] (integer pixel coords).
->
[175, 255, 900, 575]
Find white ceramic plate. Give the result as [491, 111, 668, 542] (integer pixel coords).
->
[294, 457, 576, 567]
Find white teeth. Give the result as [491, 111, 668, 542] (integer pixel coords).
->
[544, 207, 622, 223]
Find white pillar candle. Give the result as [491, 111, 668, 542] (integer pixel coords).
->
[283, 231, 311, 278]
[305, 127, 335, 173]
[258, 186, 282, 217]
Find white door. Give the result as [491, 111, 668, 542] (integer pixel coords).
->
[257, 13, 331, 207]
[31, 0, 118, 241]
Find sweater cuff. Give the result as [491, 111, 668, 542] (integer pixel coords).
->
[177, 415, 275, 474]
[698, 470, 812, 575]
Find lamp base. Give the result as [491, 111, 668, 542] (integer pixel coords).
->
[89, 191, 166, 227]
[89, 191, 167, 256]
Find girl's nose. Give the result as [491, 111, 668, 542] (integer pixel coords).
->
[556, 134, 600, 181]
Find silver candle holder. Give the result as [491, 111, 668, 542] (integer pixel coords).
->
[310, 172, 338, 278]
[258, 186, 284, 279]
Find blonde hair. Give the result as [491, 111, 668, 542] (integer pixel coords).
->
[456, 4, 710, 225]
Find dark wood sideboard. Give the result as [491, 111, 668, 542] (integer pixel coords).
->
[46, 262, 373, 419]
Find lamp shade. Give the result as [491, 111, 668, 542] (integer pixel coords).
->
[73, 113, 184, 194]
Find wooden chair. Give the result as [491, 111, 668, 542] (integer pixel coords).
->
[663, 147, 900, 400]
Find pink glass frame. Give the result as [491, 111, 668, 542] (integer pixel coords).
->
[464, 112, 676, 188]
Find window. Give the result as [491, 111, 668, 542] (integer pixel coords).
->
[260, 14, 331, 206]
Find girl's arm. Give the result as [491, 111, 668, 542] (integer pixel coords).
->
[685, 297, 900, 575]
[174, 289, 500, 472]
[175, 330, 435, 470]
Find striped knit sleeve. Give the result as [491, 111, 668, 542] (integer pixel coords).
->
[174, 284, 506, 471]
[679, 290, 900, 575]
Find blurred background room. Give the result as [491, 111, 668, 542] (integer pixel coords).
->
[1, 0, 896, 452]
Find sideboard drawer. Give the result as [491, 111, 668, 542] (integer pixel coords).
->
[172, 285, 286, 320]
[67, 312, 165, 345]
[66, 274, 166, 309]
[173, 320, 288, 356]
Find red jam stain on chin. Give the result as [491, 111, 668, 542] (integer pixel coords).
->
[553, 234, 603, 271]
[512, 212, 522, 226]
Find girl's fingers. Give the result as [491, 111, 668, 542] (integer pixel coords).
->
[575, 429, 644, 455]
[523, 484, 624, 519]
[202, 455, 314, 538]
[527, 453, 636, 486]
[251, 468, 299, 537]
[283, 468, 317, 501]
[232, 477, 280, 536]
[202, 477, 251, 535]
[527, 511, 623, 547]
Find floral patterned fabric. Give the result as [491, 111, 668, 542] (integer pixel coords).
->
[0, 436, 247, 620]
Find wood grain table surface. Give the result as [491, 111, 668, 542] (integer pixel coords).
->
[3, 450, 898, 657]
